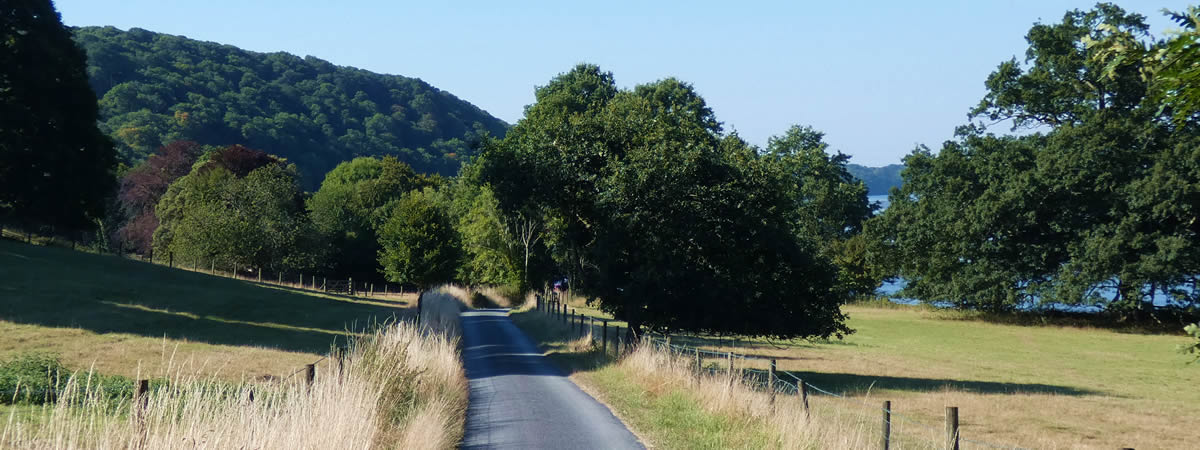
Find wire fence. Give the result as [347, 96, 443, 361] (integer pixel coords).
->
[1, 354, 333, 407]
[0, 224, 411, 299]
[533, 296, 1031, 450]
[641, 335, 1031, 450]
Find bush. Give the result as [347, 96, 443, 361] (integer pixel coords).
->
[0, 352, 66, 404]
[0, 352, 137, 405]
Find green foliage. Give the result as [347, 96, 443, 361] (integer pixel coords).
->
[377, 189, 461, 289]
[765, 125, 880, 297]
[71, 26, 507, 188]
[154, 146, 317, 271]
[0, 352, 65, 404]
[876, 3, 1200, 314]
[307, 156, 434, 280]
[480, 64, 852, 340]
[0, 0, 117, 230]
[443, 176, 523, 288]
[0, 352, 133, 405]
[1182, 323, 1200, 363]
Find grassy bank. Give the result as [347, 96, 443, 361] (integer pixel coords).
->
[515, 300, 1200, 449]
[0, 238, 413, 380]
[2, 289, 466, 449]
[510, 309, 889, 449]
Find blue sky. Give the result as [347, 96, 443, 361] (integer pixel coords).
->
[54, 0, 1188, 167]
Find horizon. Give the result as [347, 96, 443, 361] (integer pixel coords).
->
[54, 0, 1189, 167]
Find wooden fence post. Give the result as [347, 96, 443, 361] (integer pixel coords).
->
[728, 352, 735, 386]
[306, 364, 316, 391]
[881, 400, 891, 450]
[602, 320, 609, 354]
[337, 350, 345, 384]
[168, 252, 173, 268]
[589, 317, 595, 341]
[135, 379, 149, 419]
[694, 348, 702, 383]
[800, 378, 810, 418]
[612, 325, 619, 355]
[768, 359, 777, 409]
[945, 406, 959, 450]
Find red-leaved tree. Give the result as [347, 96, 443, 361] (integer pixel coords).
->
[116, 141, 202, 254]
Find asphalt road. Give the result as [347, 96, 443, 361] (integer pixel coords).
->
[460, 309, 644, 450]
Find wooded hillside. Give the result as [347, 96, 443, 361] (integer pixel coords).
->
[72, 26, 508, 187]
[846, 163, 902, 195]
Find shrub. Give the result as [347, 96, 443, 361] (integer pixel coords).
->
[0, 352, 138, 405]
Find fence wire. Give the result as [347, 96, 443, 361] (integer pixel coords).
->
[639, 333, 1026, 450]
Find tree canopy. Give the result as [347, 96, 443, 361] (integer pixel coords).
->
[479, 64, 853, 340]
[307, 155, 437, 281]
[71, 26, 508, 188]
[153, 145, 316, 272]
[377, 189, 461, 290]
[875, 3, 1200, 315]
[0, 0, 116, 230]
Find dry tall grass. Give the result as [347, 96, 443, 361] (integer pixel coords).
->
[1, 288, 467, 450]
[618, 342, 943, 449]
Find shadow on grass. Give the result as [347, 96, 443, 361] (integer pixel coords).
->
[507, 307, 1100, 398]
[506, 309, 619, 377]
[0, 239, 411, 354]
[654, 334, 862, 361]
[780, 370, 1103, 397]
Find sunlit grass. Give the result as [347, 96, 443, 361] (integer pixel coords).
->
[0, 238, 413, 381]
[652, 304, 1200, 449]
[1, 289, 467, 449]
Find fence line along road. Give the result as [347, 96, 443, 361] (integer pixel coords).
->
[534, 296, 1038, 450]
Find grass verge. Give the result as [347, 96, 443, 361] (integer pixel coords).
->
[0, 238, 413, 381]
[511, 310, 854, 449]
[1, 288, 467, 449]
[514, 300, 1200, 449]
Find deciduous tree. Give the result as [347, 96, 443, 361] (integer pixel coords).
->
[0, 0, 116, 230]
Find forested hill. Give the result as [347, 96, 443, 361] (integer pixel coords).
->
[846, 163, 903, 195]
[72, 26, 509, 187]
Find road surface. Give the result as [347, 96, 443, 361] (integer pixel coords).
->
[460, 309, 644, 449]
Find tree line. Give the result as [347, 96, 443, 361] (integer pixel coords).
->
[3, 0, 1198, 342]
[871, 4, 1200, 320]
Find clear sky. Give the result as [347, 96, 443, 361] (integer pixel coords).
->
[54, 0, 1188, 167]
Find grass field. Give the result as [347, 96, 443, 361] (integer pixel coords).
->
[545, 295, 1199, 449]
[0, 237, 415, 381]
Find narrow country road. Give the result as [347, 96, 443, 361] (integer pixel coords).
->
[460, 309, 644, 449]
